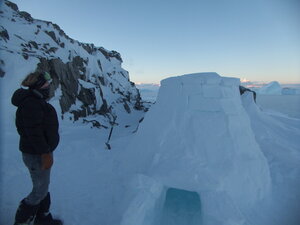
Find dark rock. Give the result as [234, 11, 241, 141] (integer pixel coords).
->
[78, 87, 95, 105]
[97, 60, 103, 71]
[99, 76, 105, 85]
[83, 119, 107, 129]
[71, 108, 87, 121]
[0, 27, 9, 42]
[0, 68, 5, 77]
[5, 1, 18, 11]
[29, 41, 38, 49]
[123, 102, 131, 113]
[44, 31, 60, 45]
[42, 43, 50, 49]
[73, 56, 86, 74]
[14, 34, 26, 41]
[0, 60, 5, 77]
[22, 53, 29, 59]
[99, 100, 109, 115]
[110, 50, 123, 62]
[98, 47, 123, 62]
[82, 43, 95, 54]
[19, 11, 33, 22]
[22, 47, 36, 54]
[239, 85, 257, 102]
[45, 47, 58, 54]
[52, 23, 61, 31]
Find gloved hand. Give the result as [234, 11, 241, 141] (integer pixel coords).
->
[41, 153, 53, 170]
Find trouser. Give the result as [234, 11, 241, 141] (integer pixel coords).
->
[22, 153, 51, 206]
[14, 153, 52, 224]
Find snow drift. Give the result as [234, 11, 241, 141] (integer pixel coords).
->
[120, 73, 271, 225]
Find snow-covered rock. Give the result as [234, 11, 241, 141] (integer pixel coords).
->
[0, 0, 145, 128]
[256, 81, 282, 95]
[120, 72, 271, 225]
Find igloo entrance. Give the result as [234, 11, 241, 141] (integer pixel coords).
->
[159, 188, 202, 225]
[120, 177, 202, 225]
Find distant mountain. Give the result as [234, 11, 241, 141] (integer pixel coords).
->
[0, 0, 146, 128]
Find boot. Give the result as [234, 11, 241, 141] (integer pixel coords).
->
[33, 193, 62, 225]
[33, 213, 62, 225]
[14, 199, 39, 225]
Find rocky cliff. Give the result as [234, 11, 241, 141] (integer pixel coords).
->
[0, 0, 146, 128]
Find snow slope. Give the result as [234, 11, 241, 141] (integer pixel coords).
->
[242, 92, 300, 225]
[0, 0, 145, 129]
[1, 73, 300, 225]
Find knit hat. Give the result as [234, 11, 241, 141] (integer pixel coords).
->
[22, 72, 52, 89]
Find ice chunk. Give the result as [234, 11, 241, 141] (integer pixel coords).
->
[257, 81, 282, 95]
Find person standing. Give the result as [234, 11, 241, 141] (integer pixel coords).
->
[11, 71, 62, 225]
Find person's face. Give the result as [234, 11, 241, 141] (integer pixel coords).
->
[40, 81, 50, 89]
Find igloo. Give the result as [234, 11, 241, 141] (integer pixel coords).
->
[120, 73, 271, 225]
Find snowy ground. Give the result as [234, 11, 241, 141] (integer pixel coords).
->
[0, 114, 135, 225]
[256, 95, 300, 119]
[0, 89, 300, 225]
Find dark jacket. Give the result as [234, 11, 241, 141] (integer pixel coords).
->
[11, 88, 59, 154]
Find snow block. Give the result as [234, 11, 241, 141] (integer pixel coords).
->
[188, 96, 221, 112]
[120, 175, 165, 225]
[221, 86, 240, 98]
[221, 77, 241, 86]
[202, 85, 223, 98]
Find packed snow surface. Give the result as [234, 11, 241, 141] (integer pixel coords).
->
[1, 73, 300, 225]
[256, 95, 300, 119]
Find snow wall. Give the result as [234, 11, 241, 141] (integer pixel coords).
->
[120, 73, 271, 225]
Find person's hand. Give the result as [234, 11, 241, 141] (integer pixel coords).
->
[41, 153, 53, 170]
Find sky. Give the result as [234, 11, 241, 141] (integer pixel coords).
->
[10, 0, 300, 84]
